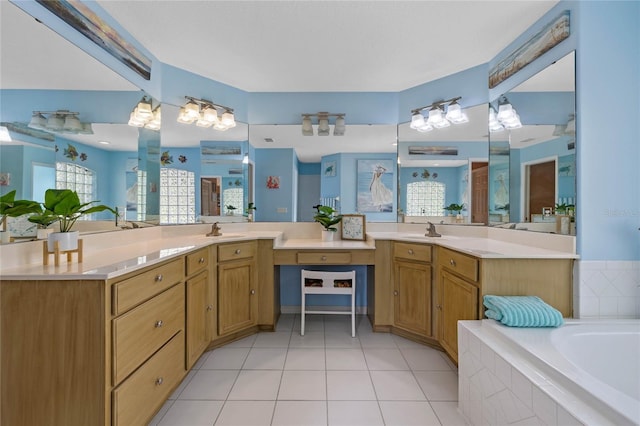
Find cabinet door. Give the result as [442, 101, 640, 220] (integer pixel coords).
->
[393, 260, 432, 337]
[218, 259, 257, 336]
[186, 271, 209, 369]
[439, 270, 478, 363]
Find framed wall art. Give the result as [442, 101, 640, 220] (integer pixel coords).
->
[341, 214, 366, 241]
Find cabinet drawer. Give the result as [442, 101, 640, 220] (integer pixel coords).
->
[112, 258, 183, 315]
[186, 247, 209, 276]
[113, 283, 185, 385]
[393, 242, 432, 262]
[439, 247, 478, 282]
[112, 331, 185, 426]
[218, 241, 256, 262]
[297, 252, 352, 264]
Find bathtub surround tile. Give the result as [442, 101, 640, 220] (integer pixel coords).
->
[511, 369, 533, 408]
[577, 260, 640, 319]
[532, 386, 557, 425]
[494, 354, 512, 388]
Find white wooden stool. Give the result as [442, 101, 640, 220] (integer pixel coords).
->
[301, 269, 356, 337]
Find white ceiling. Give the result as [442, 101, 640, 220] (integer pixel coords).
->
[1, 0, 563, 160]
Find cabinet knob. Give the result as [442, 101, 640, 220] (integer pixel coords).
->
[155, 320, 164, 328]
[155, 274, 163, 282]
[393, 290, 398, 296]
[207, 305, 213, 311]
[408, 249, 414, 255]
[321, 256, 327, 261]
[449, 259, 456, 266]
[198, 257, 205, 263]
[235, 249, 241, 254]
[436, 304, 442, 310]
[250, 289, 256, 295]
[155, 377, 164, 386]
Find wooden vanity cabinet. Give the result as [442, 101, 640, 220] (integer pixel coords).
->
[217, 241, 258, 336]
[392, 242, 433, 339]
[185, 246, 214, 369]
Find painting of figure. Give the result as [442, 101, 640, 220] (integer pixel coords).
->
[357, 160, 393, 212]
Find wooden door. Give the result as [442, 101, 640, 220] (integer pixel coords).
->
[201, 180, 213, 216]
[439, 270, 478, 363]
[186, 271, 209, 369]
[218, 259, 257, 335]
[393, 260, 432, 337]
[471, 162, 488, 224]
[528, 160, 556, 221]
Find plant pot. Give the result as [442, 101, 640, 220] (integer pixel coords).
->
[37, 228, 53, 240]
[455, 214, 463, 223]
[321, 230, 335, 242]
[48, 231, 79, 252]
[0, 230, 10, 244]
[247, 213, 253, 222]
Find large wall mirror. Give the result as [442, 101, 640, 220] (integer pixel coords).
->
[0, 2, 251, 243]
[488, 51, 576, 234]
[397, 104, 489, 225]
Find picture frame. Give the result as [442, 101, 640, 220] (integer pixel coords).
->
[341, 214, 366, 241]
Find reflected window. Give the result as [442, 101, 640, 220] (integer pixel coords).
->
[222, 187, 243, 215]
[160, 168, 195, 224]
[137, 170, 147, 221]
[406, 181, 445, 216]
[56, 162, 97, 220]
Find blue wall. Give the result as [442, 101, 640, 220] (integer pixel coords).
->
[255, 148, 297, 222]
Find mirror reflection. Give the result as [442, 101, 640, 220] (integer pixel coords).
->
[397, 104, 489, 225]
[488, 51, 576, 234]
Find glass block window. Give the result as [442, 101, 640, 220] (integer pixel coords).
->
[406, 181, 445, 216]
[223, 187, 243, 215]
[160, 168, 196, 224]
[137, 170, 147, 222]
[55, 162, 96, 220]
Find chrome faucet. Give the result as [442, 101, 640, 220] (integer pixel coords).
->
[426, 222, 441, 237]
[207, 222, 222, 237]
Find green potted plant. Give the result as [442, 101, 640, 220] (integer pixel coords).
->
[444, 203, 465, 223]
[313, 205, 343, 241]
[32, 189, 116, 251]
[225, 204, 237, 216]
[0, 190, 42, 244]
[27, 209, 60, 240]
[245, 202, 256, 222]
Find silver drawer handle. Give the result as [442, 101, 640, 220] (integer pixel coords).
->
[155, 320, 164, 328]
[393, 290, 398, 296]
[250, 289, 256, 295]
[235, 249, 241, 254]
[449, 259, 456, 266]
[321, 256, 327, 261]
[155, 377, 164, 386]
[207, 305, 213, 311]
[198, 257, 205, 263]
[155, 274, 163, 282]
[408, 249, 414, 255]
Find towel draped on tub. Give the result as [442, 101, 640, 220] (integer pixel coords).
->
[483, 295, 564, 327]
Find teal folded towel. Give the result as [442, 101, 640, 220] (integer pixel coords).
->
[483, 295, 563, 327]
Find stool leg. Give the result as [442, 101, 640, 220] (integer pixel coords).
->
[351, 291, 356, 337]
[301, 293, 305, 336]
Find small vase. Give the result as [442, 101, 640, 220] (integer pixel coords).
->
[0, 230, 10, 244]
[321, 230, 335, 242]
[47, 231, 79, 252]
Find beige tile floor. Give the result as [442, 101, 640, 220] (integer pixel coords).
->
[148, 314, 468, 426]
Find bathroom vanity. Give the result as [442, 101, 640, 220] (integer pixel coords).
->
[0, 225, 576, 426]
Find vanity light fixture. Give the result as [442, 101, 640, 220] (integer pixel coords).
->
[177, 96, 236, 131]
[128, 96, 161, 131]
[488, 107, 504, 133]
[28, 110, 94, 135]
[410, 97, 468, 132]
[495, 96, 522, 129]
[300, 112, 346, 136]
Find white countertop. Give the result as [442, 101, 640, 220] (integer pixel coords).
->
[0, 227, 576, 280]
